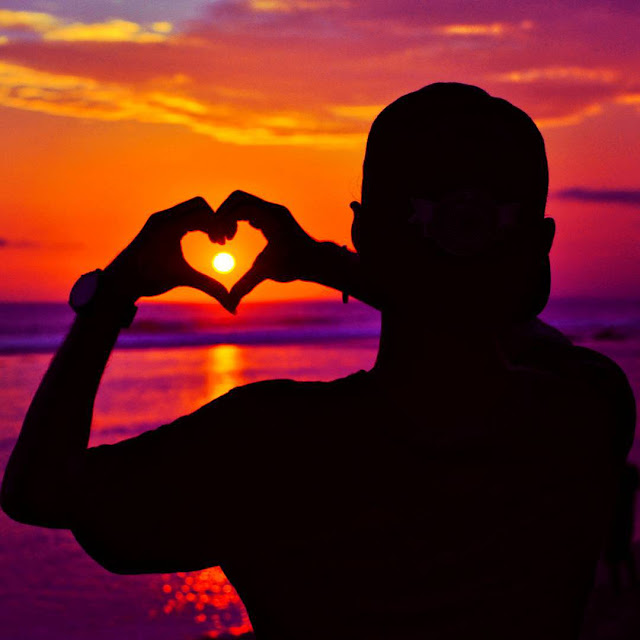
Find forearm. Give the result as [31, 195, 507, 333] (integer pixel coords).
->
[1, 197, 233, 528]
[303, 241, 382, 310]
[1, 301, 123, 527]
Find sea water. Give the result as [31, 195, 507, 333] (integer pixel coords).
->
[1, 298, 639, 639]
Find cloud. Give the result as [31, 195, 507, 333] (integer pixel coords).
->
[43, 19, 171, 43]
[0, 9, 58, 31]
[432, 20, 533, 37]
[616, 93, 640, 104]
[534, 103, 604, 128]
[492, 67, 620, 84]
[489, 64, 636, 127]
[248, 0, 353, 12]
[0, 1, 639, 146]
[0, 9, 172, 43]
[0, 236, 83, 250]
[554, 188, 640, 206]
[0, 60, 366, 147]
[616, 93, 640, 115]
[152, 0, 640, 127]
[151, 22, 173, 34]
[328, 104, 384, 121]
[0, 237, 38, 248]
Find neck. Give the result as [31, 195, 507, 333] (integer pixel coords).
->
[373, 307, 507, 386]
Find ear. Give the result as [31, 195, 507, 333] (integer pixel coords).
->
[349, 201, 363, 254]
[541, 217, 555, 254]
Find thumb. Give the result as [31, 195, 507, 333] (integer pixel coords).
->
[228, 263, 267, 312]
[182, 267, 235, 314]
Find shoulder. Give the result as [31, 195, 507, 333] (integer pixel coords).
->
[186, 370, 369, 437]
[502, 318, 572, 364]
[570, 346, 635, 420]
[203, 371, 368, 409]
[533, 334, 634, 420]
[546, 344, 635, 459]
[568, 345, 632, 398]
[506, 318, 630, 398]
[504, 321, 635, 459]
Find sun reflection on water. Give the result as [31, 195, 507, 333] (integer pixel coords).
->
[155, 567, 253, 637]
[151, 345, 251, 637]
[206, 344, 246, 400]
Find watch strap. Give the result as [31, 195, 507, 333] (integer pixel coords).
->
[69, 269, 138, 328]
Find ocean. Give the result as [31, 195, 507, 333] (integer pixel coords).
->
[1, 297, 640, 639]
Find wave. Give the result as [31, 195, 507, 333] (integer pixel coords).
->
[2, 297, 640, 356]
[0, 326, 381, 355]
[0, 300, 381, 355]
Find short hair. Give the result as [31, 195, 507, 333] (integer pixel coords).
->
[362, 83, 549, 226]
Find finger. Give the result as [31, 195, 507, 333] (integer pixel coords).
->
[163, 196, 219, 237]
[213, 191, 248, 241]
[216, 190, 288, 240]
[182, 266, 235, 314]
[208, 218, 237, 245]
[211, 192, 266, 244]
[216, 191, 267, 228]
[228, 264, 267, 311]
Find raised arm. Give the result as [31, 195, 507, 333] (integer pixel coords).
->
[212, 192, 581, 362]
[0, 197, 231, 529]
[213, 190, 383, 311]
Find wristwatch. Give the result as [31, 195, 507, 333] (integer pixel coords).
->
[69, 269, 138, 328]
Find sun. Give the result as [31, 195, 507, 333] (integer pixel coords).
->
[212, 252, 236, 274]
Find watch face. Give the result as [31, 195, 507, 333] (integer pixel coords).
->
[69, 270, 101, 310]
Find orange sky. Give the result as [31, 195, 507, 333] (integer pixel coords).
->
[1, 1, 640, 302]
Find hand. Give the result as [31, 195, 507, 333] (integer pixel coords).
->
[213, 191, 319, 311]
[103, 197, 233, 312]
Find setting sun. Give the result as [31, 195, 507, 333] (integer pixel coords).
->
[213, 252, 236, 274]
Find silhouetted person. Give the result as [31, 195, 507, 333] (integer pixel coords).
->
[2, 83, 636, 639]
[605, 462, 639, 594]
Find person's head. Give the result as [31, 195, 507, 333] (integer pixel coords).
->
[351, 82, 554, 323]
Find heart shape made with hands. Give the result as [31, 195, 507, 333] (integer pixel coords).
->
[181, 222, 267, 305]
[180, 190, 317, 309]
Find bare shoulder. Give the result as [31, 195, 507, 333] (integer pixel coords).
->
[569, 345, 635, 413]
[502, 318, 635, 454]
[572, 345, 636, 459]
[202, 372, 366, 408]
[507, 319, 630, 392]
[523, 332, 635, 456]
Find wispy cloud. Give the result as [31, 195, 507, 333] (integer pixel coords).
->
[0, 237, 38, 248]
[0, 9, 58, 31]
[616, 93, 640, 114]
[0, 1, 638, 146]
[0, 9, 172, 43]
[432, 20, 533, 37]
[493, 67, 620, 84]
[0, 61, 366, 147]
[0, 236, 83, 249]
[248, 0, 353, 12]
[43, 19, 171, 43]
[554, 188, 640, 206]
[534, 103, 604, 128]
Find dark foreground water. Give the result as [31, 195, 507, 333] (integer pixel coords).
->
[1, 298, 639, 639]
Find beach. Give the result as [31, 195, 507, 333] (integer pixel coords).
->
[1, 297, 639, 639]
